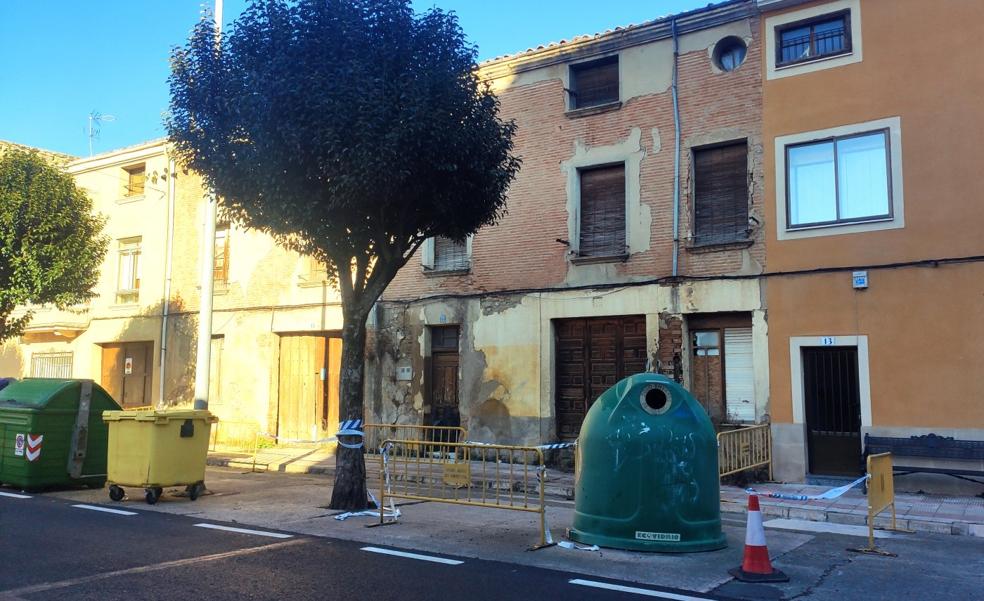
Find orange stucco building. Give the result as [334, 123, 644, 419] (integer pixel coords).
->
[760, 0, 984, 488]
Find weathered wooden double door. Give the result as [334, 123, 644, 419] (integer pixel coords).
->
[277, 334, 341, 442]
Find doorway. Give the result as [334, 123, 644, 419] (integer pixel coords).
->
[277, 333, 341, 442]
[802, 346, 862, 476]
[554, 315, 647, 440]
[688, 313, 755, 424]
[100, 341, 153, 408]
[427, 326, 460, 429]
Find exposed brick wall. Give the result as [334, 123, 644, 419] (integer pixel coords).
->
[383, 16, 764, 302]
[656, 313, 683, 383]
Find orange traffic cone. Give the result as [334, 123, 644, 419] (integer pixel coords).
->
[729, 494, 789, 583]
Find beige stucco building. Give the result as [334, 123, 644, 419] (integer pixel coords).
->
[0, 140, 346, 445]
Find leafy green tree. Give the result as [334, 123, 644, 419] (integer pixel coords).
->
[168, 0, 519, 509]
[0, 150, 108, 343]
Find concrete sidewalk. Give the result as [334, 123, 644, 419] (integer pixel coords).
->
[207, 446, 984, 537]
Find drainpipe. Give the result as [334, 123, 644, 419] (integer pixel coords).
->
[158, 156, 176, 409]
[671, 18, 682, 278]
[193, 0, 222, 411]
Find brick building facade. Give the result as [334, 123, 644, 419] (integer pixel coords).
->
[368, 0, 770, 445]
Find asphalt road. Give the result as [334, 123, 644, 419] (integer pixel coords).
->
[0, 492, 734, 601]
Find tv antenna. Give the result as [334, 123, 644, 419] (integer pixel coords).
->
[87, 111, 116, 156]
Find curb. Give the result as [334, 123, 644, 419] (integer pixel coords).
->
[206, 455, 983, 538]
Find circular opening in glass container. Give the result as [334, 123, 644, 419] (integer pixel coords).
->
[641, 385, 671, 415]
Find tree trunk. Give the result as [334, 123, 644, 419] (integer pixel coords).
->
[328, 306, 370, 510]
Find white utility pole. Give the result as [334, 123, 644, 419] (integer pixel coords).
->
[193, 0, 223, 411]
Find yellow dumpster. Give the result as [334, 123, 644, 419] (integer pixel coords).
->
[102, 409, 216, 504]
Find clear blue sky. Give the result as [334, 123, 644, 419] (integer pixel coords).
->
[0, 0, 713, 157]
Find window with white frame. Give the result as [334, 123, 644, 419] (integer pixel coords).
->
[775, 116, 903, 240]
[117, 236, 141, 303]
[785, 129, 890, 229]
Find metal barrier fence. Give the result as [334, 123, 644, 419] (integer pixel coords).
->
[718, 423, 772, 480]
[364, 424, 467, 455]
[376, 439, 550, 549]
[850, 452, 911, 556]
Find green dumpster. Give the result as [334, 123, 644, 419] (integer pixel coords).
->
[569, 373, 726, 552]
[0, 378, 121, 490]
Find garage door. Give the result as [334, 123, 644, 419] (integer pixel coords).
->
[555, 315, 647, 440]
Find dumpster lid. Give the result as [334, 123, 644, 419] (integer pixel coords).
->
[103, 409, 217, 423]
[0, 378, 78, 407]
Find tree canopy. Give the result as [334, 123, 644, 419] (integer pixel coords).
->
[167, 0, 520, 311]
[0, 150, 108, 343]
[167, 0, 520, 509]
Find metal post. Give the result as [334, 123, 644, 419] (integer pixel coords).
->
[193, 0, 222, 411]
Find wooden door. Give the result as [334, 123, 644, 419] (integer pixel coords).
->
[803, 346, 862, 476]
[555, 316, 646, 440]
[427, 326, 460, 428]
[277, 334, 340, 442]
[100, 342, 153, 408]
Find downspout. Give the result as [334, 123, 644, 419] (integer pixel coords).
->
[671, 18, 682, 278]
[158, 156, 176, 408]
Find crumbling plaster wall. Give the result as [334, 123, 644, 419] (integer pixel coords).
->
[371, 277, 766, 445]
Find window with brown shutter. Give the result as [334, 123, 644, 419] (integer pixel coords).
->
[433, 236, 469, 271]
[125, 164, 145, 197]
[578, 164, 626, 258]
[570, 56, 619, 110]
[693, 142, 749, 245]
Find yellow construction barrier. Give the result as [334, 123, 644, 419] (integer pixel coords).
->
[364, 424, 467, 454]
[718, 424, 772, 480]
[374, 439, 551, 549]
[850, 452, 911, 556]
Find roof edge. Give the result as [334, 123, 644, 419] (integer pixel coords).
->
[478, 0, 756, 81]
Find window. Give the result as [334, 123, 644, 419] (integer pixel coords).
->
[433, 236, 469, 272]
[124, 164, 145, 197]
[117, 237, 141, 303]
[693, 142, 749, 245]
[422, 235, 471, 273]
[303, 255, 328, 284]
[578, 164, 626, 258]
[786, 130, 890, 229]
[569, 56, 619, 110]
[213, 224, 230, 283]
[713, 37, 747, 72]
[31, 352, 73, 378]
[777, 10, 851, 66]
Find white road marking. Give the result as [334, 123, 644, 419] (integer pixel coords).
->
[764, 518, 893, 538]
[0, 539, 306, 597]
[71, 504, 137, 516]
[0, 492, 32, 499]
[569, 579, 710, 600]
[360, 546, 464, 565]
[194, 523, 293, 538]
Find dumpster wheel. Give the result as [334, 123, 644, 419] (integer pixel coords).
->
[108, 485, 125, 502]
[145, 487, 163, 505]
[188, 482, 205, 501]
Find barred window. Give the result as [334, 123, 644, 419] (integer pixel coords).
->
[777, 10, 851, 66]
[31, 352, 73, 378]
